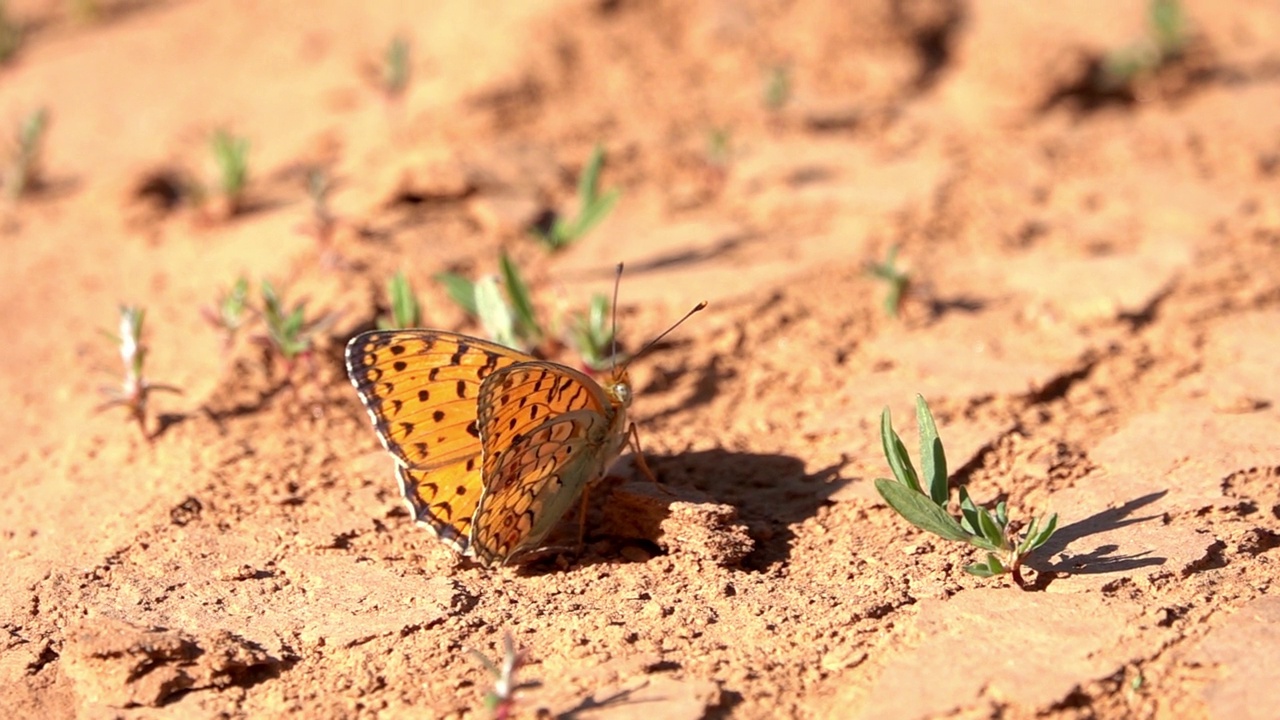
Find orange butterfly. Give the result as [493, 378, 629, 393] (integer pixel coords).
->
[346, 286, 703, 566]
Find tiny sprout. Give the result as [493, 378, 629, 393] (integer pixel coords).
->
[5, 107, 48, 200]
[866, 245, 911, 318]
[874, 395, 1059, 589]
[0, 2, 21, 64]
[382, 35, 411, 100]
[378, 270, 422, 330]
[97, 306, 181, 436]
[210, 129, 249, 214]
[567, 293, 615, 371]
[1099, 0, 1189, 92]
[764, 64, 791, 112]
[532, 143, 621, 252]
[469, 632, 539, 720]
[201, 276, 250, 349]
[256, 280, 334, 376]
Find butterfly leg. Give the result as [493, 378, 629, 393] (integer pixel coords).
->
[626, 422, 665, 486]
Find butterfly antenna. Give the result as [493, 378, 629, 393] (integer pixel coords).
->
[610, 263, 623, 374]
[620, 300, 708, 371]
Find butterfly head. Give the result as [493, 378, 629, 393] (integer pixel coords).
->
[604, 369, 632, 409]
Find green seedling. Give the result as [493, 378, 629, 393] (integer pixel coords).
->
[469, 632, 538, 720]
[5, 107, 48, 200]
[97, 306, 181, 436]
[866, 245, 911, 318]
[210, 129, 249, 214]
[533, 143, 620, 252]
[436, 252, 544, 350]
[874, 395, 1059, 589]
[69, 0, 100, 23]
[567, 293, 615, 371]
[381, 35, 411, 100]
[201, 276, 250, 349]
[256, 280, 333, 375]
[0, 1, 20, 64]
[1099, 0, 1188, 91]
[764, 64, 791, 111]
[707, 127, 731, 168]
[378, 270, 422, 330]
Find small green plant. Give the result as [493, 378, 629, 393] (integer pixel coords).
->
[210, 129, 249, 214]
[436, 252, 544, 350]
[97, 306, 181, 435]
[378, 270, 422, 330]
[256, 280, 333, 375]
[706, 127, 731, 168]
[469, 632, 537, 720]
[533, 143, 620, 252]
[866, 245, 911, 318]
[1099, 0, 1188, 91]
[201, 276, 250, 349]
[5, 107, 48, 200]
[764, 64, 791, 111]
[68, 0, 100, 24]
[0, 1, 21, 64]
[875, 395, 1059, 588]
[381, 35, 411, 100]
[567, 293, 614, 371]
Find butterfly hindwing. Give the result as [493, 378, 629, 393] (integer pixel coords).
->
[470, 362, 622, 564]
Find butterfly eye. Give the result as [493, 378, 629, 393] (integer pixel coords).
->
[611, 382, 631, 406]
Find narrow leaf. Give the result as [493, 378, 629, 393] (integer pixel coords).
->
[965, 562, 996, 577]
[578, 143, 606, 204]
[499, 251, 540, 343]
[474, 275, 516, 349]
[915, 395, 949, 506]
[875, 478, 970, 543]
[880, 408, 921, 493]
[435, 272, 479, 317]
[1028, 513, 1059, 552]
[571, 187, 620, 240]
[985, 553, 1006, 575]
[977, 506, 1006, 549]
[958, 486, 981, 536]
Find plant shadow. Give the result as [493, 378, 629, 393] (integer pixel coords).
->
[1027, 490, 1169, 575]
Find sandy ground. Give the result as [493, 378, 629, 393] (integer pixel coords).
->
[2, 0, 1279, 718]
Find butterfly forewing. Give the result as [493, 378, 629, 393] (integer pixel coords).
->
[345, 330, 533, 469]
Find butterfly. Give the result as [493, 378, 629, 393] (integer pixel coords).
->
[345, 293, 705, 567]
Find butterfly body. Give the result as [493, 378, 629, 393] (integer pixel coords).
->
[346, 329, 632, 566]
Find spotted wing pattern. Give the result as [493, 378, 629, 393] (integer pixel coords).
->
[346, 330, 532, 550]
[470, 362, 619, 565]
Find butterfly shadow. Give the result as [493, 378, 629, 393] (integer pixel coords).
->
[564, 448, 851, 572]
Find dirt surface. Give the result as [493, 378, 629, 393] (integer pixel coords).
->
[2, 0, 1279, 717]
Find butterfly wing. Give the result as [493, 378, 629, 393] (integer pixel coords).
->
[346, 330, 534, 552]
[470, 362, 626, 565]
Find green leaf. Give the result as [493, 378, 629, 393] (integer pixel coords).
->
[474, 275, 516, 349]
[499, 251, 541, 344]
[383, 270, 420, 329]
[976, 505, 1006, 549]
[915, 395, 948, 506]
[1017, 516, 1041, 554]
[571, 187, 620, 241]
[1027, 513, 1059, 552]
[879, 407, 922, 494]
[435, 272, 478, 317]
[578, 143, 606, 205]
[958, 486, 981, 536]
[874, 478, 970, 543]
[964, 560, 997, 577]
[995, 500, 1008, 527]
